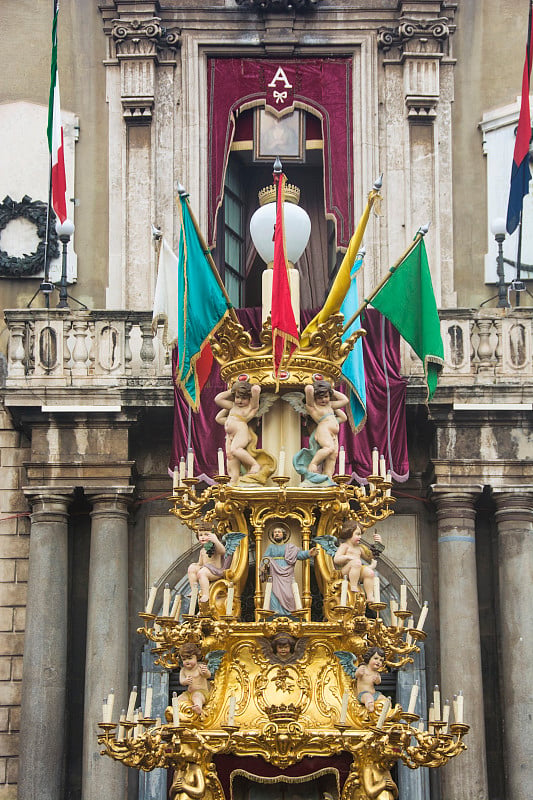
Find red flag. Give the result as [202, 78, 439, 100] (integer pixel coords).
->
[507, 0, 533, 234]
[272, 173, 299, 384]
[196, 343, 213, 393]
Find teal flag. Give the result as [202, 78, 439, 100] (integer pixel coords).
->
[176, 195, 231, 409]
[370, 237, 443, 401]
[340, 253, 366, 432]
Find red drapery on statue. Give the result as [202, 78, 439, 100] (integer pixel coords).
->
[207, 57, 354, 250]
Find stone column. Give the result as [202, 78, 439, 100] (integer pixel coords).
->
[18, 492, 71, 800]
[432, 490, 488, 800]
[493, 491, 533, 800]
[82, 491, 133, 800]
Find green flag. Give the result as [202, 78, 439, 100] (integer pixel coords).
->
[176, 195, 231, 410]
[370, 237, 443, 400]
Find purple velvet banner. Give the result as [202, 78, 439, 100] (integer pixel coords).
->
[171, 308, 408, 484]
[207, 58, 354, 250]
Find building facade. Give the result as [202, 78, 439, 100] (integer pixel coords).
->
[0, 2, 532, 800]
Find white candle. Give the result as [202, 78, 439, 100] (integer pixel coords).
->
[417, 719, 425, 733]
[106, 688, 115, 723]
[179, 457, 186, 482]
[433, 685, 441, 720]
[171, 593, 182, 620]
[340, 690, 349, 724]
[217, 448, 225, 475]
[263, 578, 272, 610]
[405, 617, 413, 645]
[145, 585, 157, 614]
[373, 575, 381, 604]
[390, 599, 398, 626]
[379, 454, 386, 479]
[376, 696, 391, 729]
[452, 694, 458, 723]
[136, 709, 144, 738]
[227, 694, 236, 726]
[441, 698, 448, 728]
[372, 447, 379, 475]
[132, 710, 139, 738]
[225, 583, 234, 615]
[171, 691, 180, 726]
[400, 583, 407, 611]
[126, 686, 138, 721]
[278, 447, 286, 476]
[428, 702, 435, 724]
[162, 583, 171, 617]
[154, 717, 161, 728]
[102, 698, 107, 723]
[173, 466, 180, 490]
[340, 576, 349, 606]
[416, 601, 429, 631]
[144, 685, 153, 719]
[187, 449, 194, 478]
[385, 471, 392, 497]
[407, 681, 419, 714]
[189, 583, 198, 615]
[291, 581, 302, 610]
[118, 710, 126, 739]
[456, 690, 464, 723]
[338, 446, 346, 475]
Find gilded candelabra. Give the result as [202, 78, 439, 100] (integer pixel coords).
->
[99, 305, 469, 800]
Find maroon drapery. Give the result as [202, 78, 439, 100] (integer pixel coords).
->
[171, 308, 408, 483]
[214, 754, 353, 800]
[207, 58, 354, 250]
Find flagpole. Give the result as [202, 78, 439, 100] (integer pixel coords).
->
[177, 185, 239, 324]
[342, 226, 428, 333]
[516, 210, 523, 307]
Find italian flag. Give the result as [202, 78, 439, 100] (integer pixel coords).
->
[47, 1, 67, 224]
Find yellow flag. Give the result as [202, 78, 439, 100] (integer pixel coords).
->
[300, 187, 380, 348]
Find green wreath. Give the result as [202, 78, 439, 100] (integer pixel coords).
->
[0, 195, 60, 278]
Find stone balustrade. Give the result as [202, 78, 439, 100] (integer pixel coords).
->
[4, 307, 533, 397]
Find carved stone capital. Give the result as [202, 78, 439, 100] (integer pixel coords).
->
[111, 17, 180, 57]
[378, 16, 451, 54]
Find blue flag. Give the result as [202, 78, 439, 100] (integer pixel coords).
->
[340, 252, 366, 432]
[176, 194, 231, 410]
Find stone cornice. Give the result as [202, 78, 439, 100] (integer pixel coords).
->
[234, 0, 321, 10]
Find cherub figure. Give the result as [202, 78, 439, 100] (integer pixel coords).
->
[304, 380, 349, 476]
[288, 380, 348, 485]
[215, 380, 276, 485]
[178, 642, 212, 715]
[361, 761, 399, 800]
[259, 633, 309, 665]
[187, 519, 226, 604]
[334, 520, 382, 601]
[272, 633, 295, 662]
[215, 380, 261, 483]
[169, 745, 205, 800]
[355, 646, 386, 713]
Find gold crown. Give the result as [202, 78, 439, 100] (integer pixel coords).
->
[258, 183, 301, 206]
[210, 314, 365, 390]
[265, 703, 301, 723]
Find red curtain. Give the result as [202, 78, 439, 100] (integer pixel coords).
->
[207, 58, 354, 250]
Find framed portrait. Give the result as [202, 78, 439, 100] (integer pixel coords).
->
[254, 108, 304, 162]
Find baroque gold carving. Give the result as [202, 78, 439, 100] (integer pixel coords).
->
[210, 314, 364, 390]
